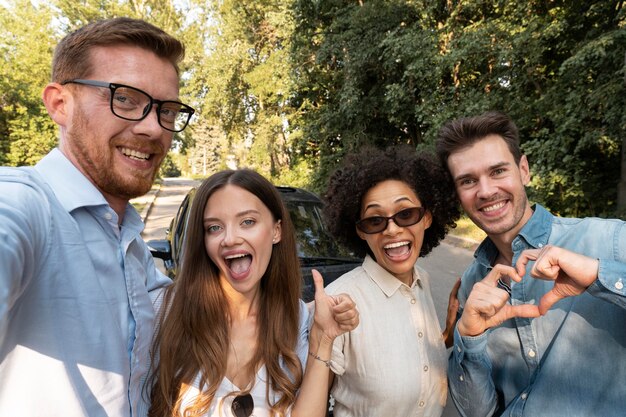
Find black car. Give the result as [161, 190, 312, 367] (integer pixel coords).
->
[148, 185, 362, 301]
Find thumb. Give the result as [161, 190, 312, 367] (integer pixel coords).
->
[312, 269, 326, 298]
[538, 291, 561, 315]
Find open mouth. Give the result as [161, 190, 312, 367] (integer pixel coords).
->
[120, 147, 151, 161]
[384, 241, 411, 257]
[225, 253, 253, 278]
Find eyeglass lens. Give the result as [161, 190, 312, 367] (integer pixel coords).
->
[356, 207, 425, 234]
[111, 86, 191, 132]
[231, 393, 254, 417]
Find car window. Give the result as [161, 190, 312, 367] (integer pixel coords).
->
[285, 201, 353, 259]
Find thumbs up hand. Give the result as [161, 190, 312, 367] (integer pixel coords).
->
[312, 269, 359, 340]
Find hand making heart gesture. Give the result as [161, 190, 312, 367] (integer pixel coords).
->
[515, 245, 599, 315]
[458, 264, 540, 337]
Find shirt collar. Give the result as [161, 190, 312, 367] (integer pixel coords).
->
[473, 204, 553, 264]
[362, 255, 420, 297]
[34, 148, 108, 213]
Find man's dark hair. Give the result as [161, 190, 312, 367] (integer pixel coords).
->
[436, 111, 522, 167]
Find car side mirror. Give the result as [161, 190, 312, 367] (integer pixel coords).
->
[147, 239, 172, 261]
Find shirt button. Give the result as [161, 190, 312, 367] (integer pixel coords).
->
[521, 393, 528, 400]
[616, 281, 624, 290]
[418, 332, 423, 338]
[419, 401, 425, 407]
[423, 365, 429, 372]
[528, 349, 536, 358]
[457, 346, 461, 353]
[459, 375, 464, 381]
[104, 212, 113, 220]
[411, 298, 416, 304]
[538, 243, 543, 248]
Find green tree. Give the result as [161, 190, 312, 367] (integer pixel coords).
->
[197, 0, 303, 180]
[0, 1, 57, 166]
[292, 0, 625, 216]
[292, 0, 444, 189]
[159, 152, 182, 177]
[438, 0, 625, 217]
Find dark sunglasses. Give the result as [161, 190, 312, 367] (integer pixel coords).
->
[232, 393, 254, 417]
[356, 207, 426, 234]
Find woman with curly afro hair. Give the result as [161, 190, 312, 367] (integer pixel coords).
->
[321, 145, 461, 417]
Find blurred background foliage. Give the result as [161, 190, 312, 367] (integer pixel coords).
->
[1, 0, 624, 218]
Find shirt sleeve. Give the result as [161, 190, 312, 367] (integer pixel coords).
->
[586, 221, 626, 309]
[296, 300, 312, 369]
[0, 179, 50, 343]
[448, 325, 498, 417]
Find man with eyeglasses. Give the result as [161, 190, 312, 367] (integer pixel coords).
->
[436, 111, 626, 417]
[0, 17, 193, 417]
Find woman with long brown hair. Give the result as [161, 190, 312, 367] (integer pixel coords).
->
[148, 169, 358, 417]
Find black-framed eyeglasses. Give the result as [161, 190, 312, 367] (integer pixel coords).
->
[61, 79, 195, 132]
[232, 393, 254, 417]
[356, 207, 426, 234]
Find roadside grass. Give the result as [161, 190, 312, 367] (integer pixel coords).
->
[131, 202, 146, 212]
[450, 215, 487, 243]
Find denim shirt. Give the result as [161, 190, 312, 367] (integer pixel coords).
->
[0, 149, 171, 417]
[448, 205, 626, 417]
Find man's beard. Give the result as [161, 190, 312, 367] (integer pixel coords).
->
[66, 108, 163, 201]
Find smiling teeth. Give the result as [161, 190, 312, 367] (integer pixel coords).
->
[384, 241, 409, 249]
[121, 147, 150, 160]
[482, 201, 506, 212]
[225, 254, 248, 260]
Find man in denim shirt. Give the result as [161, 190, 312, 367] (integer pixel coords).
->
[436, 111, 626, 417]
[0, 18, 194, 416]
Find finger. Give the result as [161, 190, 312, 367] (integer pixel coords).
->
[538, 291, 562, 315]
[515, 248, 541, 276]
[486, 304, 540, 329]
[508, 303, 541, 319]
[482, 264, 522, 286]
[312, 269, 326, 298]
[333, 307, 359, 323]
[338, 309, 360, 326]
[332, 294, 356, 314]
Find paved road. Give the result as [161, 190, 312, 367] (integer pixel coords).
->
[143, 177, 472, 417]
[421, 243, 473, 417]
[142, 177, 199, 241]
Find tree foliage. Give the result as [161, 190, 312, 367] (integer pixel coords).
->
[291, 0, 626, 217]
[0, 0, 57, 166]
[0, 0, 623, 217]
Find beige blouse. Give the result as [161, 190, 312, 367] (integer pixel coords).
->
[325, 255, 448, 417]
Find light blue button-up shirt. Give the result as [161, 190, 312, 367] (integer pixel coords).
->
[0, 149, 171, 417]
[448, 204, 626, 417]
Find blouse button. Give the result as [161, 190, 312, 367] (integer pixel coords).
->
[616, 281, 624, 290]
